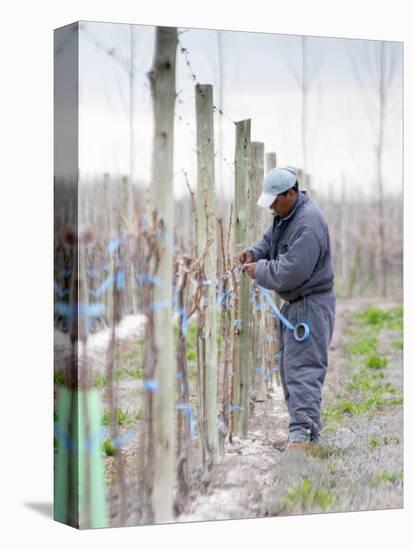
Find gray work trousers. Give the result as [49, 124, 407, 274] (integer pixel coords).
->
[278, 291, 336, 442]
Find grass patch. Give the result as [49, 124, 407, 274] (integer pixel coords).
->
[346, 369, 399, 396]
[102, 438, 117, 456]
[365, 355, 388, 370]
[186, 350, 196, 362]
[323, 393, 401, 422]
[113, 340, 145, 374]
[307, 444, 343, 460]
[124, 367, 143, 380]
[282, 479, 335, 512]
[389, 397, 403, 405]
[367, 435, 401, 449]
[100, 407, 137, 427]
[391, 339, 403, 351]
[372, 469, 403, 485]
[367, 436, 380, 449]
[113, 368, 124, 381]
[324, 305, 402, 424]
[174, 322, 199, 372]
[116, 407, 132, 427]
[347, 334, 378, 355]
[101, 410, 111, 426]
[383, 435, 401, 445]
[94, 374, 108, 388]
[354, 305, 403, 332]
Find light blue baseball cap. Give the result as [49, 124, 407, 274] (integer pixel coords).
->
[257, 167, 298, 208]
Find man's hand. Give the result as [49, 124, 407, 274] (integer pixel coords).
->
[236, 249, 254, 265]
[243, 262, 256, 279]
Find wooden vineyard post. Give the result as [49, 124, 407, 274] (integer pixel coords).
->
[249, 142, 266, 402]
[148, 26, 178, 524]
[233, 119, 251, 437]
[195, 84, 219, 464]
[263, 152, 276, 240]
[265, 152, 280, 388]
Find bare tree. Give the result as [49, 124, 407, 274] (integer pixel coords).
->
[285, 36, 322, 184]
[347, 40, 401, 297]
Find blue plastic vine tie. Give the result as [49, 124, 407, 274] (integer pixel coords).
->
[259, 287, 310, 343]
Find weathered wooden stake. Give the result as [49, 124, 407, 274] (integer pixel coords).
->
[195, 83, 219, 464]
[149, 26, 178, 523]
[233, 119, 251, 437]
[249, 142, 266, 401]
[265, 152, 280, 387]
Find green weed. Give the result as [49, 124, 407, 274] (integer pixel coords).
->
[323, 393, 398, 421]
[186, 350, 196, 362]
[116, 407, 130, 427]
[354, 307, 390, 327]
[124, 367, 143, 380]
[101, 410, 111, 426]
[324, 304, 402, 429]
[383, 435, 401, 445]
[94, 374, 108, 388]
[389, 397, 403, 405]
[391, 339, 403, 351]
[282, 479, 335, 511]
[346, 369, 398, 396]
[354, 305, 403, 331]
[113, 368, 124, 381]
[365, 355, 388, 370]
[348, 334, 378, 355]
[102, 438, 117, 456]
[373, 469, 403, 485]
[307, 444, 342, 460]
[367, 436, 380, 449]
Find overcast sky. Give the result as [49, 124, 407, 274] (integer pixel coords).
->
[66, 21, 403, 199]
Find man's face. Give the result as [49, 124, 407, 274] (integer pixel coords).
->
[270, 190, 296, 217]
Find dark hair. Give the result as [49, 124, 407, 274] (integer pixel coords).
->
[278, 181, 299, 197]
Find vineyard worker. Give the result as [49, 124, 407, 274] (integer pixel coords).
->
[237, 166, 335, 450]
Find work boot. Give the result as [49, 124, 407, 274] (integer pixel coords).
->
[266, 430, 289, 448]
[272, 439, 312, 452]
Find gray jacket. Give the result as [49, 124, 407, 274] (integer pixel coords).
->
[248, 191, 334, 302]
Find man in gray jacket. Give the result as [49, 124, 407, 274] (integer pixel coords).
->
[238, 166, 335, 449]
